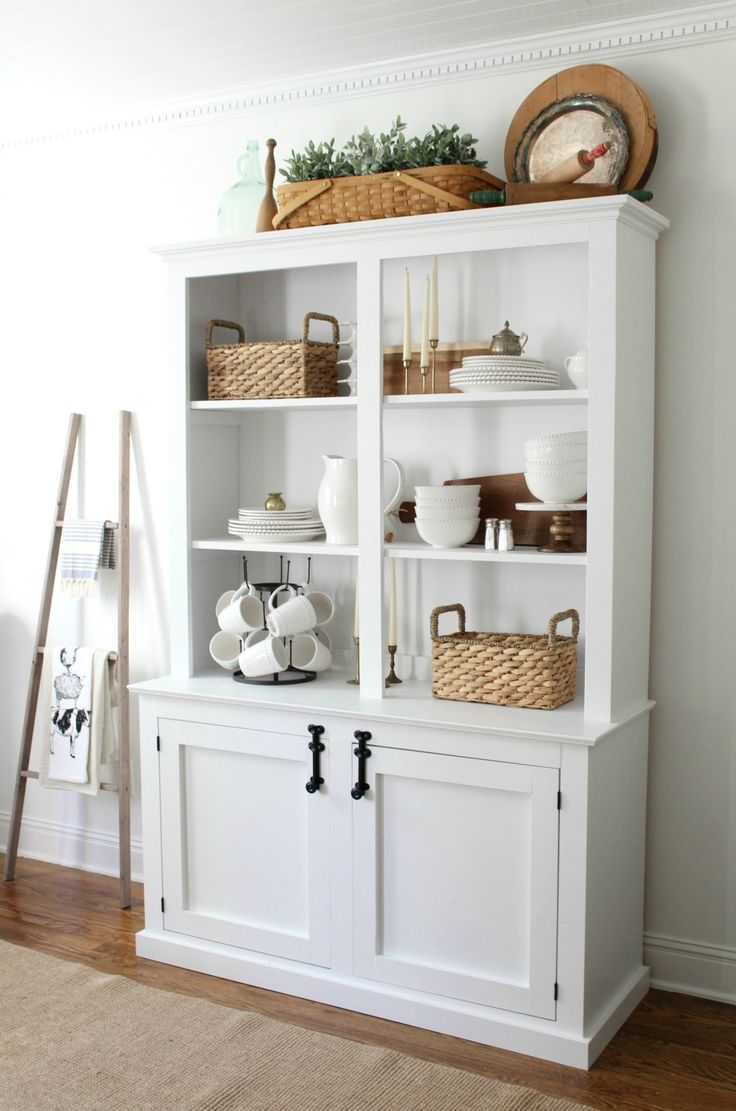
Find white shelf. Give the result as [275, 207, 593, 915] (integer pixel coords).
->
[191, 396, 356, 412]
[386, 542, 586, 565]
[384, 390, 587, 409]
[130, 671, 651, 747]
[193, 538, 358, 556]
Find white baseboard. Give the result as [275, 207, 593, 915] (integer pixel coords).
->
[0, 810, 143, 884]
[645, 933, 736, 1004]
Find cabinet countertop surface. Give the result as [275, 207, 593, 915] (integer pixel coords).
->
[130, 673, 653, 746]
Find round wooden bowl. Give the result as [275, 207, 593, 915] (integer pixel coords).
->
[504, 63, 658, 191]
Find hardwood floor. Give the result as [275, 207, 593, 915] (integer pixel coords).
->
[1, 856, 734, 1111]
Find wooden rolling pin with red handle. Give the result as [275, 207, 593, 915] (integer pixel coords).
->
[537, 142, 611, 184]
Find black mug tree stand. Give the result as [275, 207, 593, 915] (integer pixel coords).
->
[233, 556, 317, 686]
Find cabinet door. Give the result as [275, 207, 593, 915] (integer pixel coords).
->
[159, 718, 331, 967]
[352, 744, 559, 1019]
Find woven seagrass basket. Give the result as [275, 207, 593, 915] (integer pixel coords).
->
[273, 165, 505, 230]
[206, 314, 339, 400]
[430, 603, 579, 710]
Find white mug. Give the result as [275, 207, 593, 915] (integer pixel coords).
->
[267, 583, 296, 612]
[291, 633, 332, 673]
[209, 630, 243, 672]
[238, 634, 289, 678]
[299, 588, 334, 626]
[215, 589, 236, 617]
[218, 591, 265, 636]
[266, 593, 320, 638]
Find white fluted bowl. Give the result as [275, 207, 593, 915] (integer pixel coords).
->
[524, 472, 588, 503]
[524, 444, 588, 465]
[416, 507, 481, 522]
[415, 485, 480, 499]
[416, 517, 479, 548]
[524, 432, 587, 450]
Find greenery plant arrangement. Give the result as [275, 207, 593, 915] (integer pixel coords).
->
[281, 118, 486, 182]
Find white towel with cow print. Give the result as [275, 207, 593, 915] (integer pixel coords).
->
[39, 647, 118, 792]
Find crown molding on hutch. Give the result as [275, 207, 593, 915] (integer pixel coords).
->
[2, 3, 735, 148]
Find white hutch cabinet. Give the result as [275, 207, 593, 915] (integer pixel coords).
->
[132, 198, 668, 1068]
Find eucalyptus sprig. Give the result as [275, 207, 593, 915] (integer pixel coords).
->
[280, 138, 351, 182]
[279, 118, 486, 182]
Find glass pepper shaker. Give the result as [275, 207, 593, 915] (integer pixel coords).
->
[498, 519, 514, 551]
[484, 517, 498, 550]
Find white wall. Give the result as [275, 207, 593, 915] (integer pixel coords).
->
[1, 32, 734, 1001]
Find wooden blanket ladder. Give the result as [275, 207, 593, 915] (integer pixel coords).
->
[3, 411, 132, 908]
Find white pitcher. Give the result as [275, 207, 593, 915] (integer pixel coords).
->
[317, 455, 404, 545]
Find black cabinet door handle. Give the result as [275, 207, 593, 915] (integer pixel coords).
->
[306, 724, 325, 793]
[351, 730, 372, 799]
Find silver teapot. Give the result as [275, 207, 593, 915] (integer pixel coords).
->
[490, 320, 528, 356]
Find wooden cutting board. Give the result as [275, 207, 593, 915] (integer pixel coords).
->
[399, 473, 587, 548]
[383, 342, 489, 395]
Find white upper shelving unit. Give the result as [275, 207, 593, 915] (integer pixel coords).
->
[157, 197, 668, 727]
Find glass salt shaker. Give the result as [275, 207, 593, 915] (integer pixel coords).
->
[484, 518, 498, 550]
[498, 519, 514, 551]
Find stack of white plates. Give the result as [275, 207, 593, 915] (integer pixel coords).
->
[228, 506, 325, 543]
[450, 355, 559, 393]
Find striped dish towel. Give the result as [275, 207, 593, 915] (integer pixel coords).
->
[60, 521, 116, 598]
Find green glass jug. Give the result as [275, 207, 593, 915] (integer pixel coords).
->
[217, 140, 264, 235]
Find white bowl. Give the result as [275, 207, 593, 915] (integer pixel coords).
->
[524, 432, 587, 449]
[524, 464, 588, 475]
[415, 496, 480, 509]
[524, 444, 588, 464]
[415, 517, 479, 548]
[415, 485, 480, 499]
[524, 472, 588, 503]
[416, 509, 480, 522]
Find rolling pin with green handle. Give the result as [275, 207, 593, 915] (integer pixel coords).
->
[469, 185, 653, 206]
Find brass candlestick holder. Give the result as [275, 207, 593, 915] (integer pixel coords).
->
[420, 360, 429, 393]
[402, 357, 412, 395]
[429, 338, 439, 394]
[385, 645, 402, 686]
[347, 636, 360, 685]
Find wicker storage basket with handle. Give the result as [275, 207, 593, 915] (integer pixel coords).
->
[430, 604, 579, 710]
[273, 165, 505, 230]
[206, 313, 339, 400]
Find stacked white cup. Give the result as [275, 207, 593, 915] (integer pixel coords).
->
[209, 582, 334, 677]
[336, 321, 357, 397]
[523, 432, 588, 503]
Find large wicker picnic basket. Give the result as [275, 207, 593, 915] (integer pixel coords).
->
[206, 313, 339, 400]
[430, 604, 579, 710]
[273, 165, 505, 230]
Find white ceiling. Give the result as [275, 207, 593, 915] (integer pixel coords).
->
[0, 0, 725, 138]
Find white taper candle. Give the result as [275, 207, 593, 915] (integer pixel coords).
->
[420, 275, 430, 367]
[430, 256, 439, 341]
[388, 560, 397, 645]
[403, 269, 412, 361]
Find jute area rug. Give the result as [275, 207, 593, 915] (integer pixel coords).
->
[0, 940, 594, 1111]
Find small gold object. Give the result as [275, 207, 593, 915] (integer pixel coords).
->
[402, 357, 412, 395]
[385, 645, 402, 687]
[347, 636, 360, 685]
[265, 492, 286, 511]
[429, 338, 439, 394]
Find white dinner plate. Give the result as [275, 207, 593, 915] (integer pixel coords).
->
[451, 382, 559, 393]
